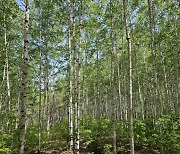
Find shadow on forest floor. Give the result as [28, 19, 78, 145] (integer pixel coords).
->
[26, 138, 160, 154]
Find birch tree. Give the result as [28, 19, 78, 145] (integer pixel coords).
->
[123, 0, 134, 153]
[19, 0, 29, 153]
[67, 0, 74, 150]
[110, 0, 116, 153]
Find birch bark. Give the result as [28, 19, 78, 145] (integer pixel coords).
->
[123, 0, 134, 153]
[19, 0, 29, 153]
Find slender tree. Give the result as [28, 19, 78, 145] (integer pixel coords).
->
[123, 0, 134, 153]
[3, 13, 11, 130]
[147, 0, 159, 118]
[67, 0, 74, 150]
[19, 0, 29, 153]
[38, 31, 42, 153]
[75, 1, 82, 153]
[110, 0, 116, 153]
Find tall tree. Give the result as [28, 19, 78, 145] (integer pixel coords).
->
[110, 0, 116, 153]
[123, 0, 134, 154]
[147, 0, 159, 118]
[19, 0, 30, 153]
[75, 1, 82, 153]
[67, 0, 74, 151]
[3, 13, 11, 130]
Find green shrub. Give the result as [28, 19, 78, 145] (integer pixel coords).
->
[0, 129, 19, 154]
[51, 118, 69, 141]
[0, 147, 11, 154]
[157, 116, 180, 153]
[25, 127, 39, 151]
[103, 144, 113, 154]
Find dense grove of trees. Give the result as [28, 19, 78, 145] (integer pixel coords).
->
[0, 0, 179, 154]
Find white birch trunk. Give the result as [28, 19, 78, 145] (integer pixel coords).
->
[110, 0, 116, 153]
[19, 0, 29, 153]
[67, 0, 74, 150]
[123, 0, 134, 153]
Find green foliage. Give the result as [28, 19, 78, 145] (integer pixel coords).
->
[157, 116, 180, 154]
[133, 116, 180, 153]
[51, 118, 69, 141]
[25, 127, 39, 151]
[103, 144, 113, 154]
[80, 116, 180, 153]
[81, 117, 112, 153]
[0, 116, 179, 153]
[0, 148, 11, 154]
[133, 119, 158, 153]
[0, 133, 12, 154]
[134, 119, 147, 143]
[0, 129, 19, 154]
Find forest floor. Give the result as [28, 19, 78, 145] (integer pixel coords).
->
[28, 149, 160, 154]
[27, 139, 160, 154]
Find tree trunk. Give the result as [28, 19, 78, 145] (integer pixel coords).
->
[148, 0, 160, 119]
[75, 1, 82, 153]
[110, 0, 116, 153]
[45, 43, 50, 134]
[4, 14, 11, 130]
[134, 46, 144, 120]
[123, 0, 134, 153]
[19, 0, 29, 153]
[0, 62, 6, 130]
[38, 32, 42, 152]
[67, 0, 74, 150]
